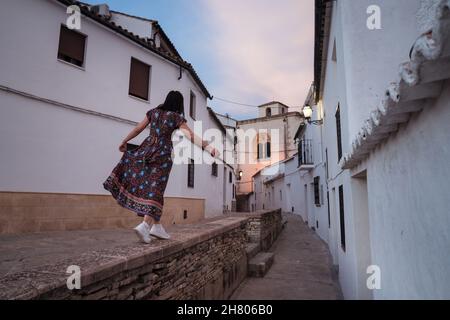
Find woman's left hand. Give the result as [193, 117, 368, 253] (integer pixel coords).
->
[209, 147, 219, 158]
[119, 142, 127, 153]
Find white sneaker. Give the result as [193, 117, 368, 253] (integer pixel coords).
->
[149, 224, 171, 240]
[143, 221, 152, 234]
[134, 222, 152, 244]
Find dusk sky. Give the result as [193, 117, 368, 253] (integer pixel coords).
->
[91, 0, 315, 120]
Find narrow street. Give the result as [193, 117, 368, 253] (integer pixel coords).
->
[232, 214, 342, 300]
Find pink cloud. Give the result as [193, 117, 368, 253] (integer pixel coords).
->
[201, 0, 314, 118]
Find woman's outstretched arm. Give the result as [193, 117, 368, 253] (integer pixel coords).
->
[179, 122, 218, 157]
[119, 116, 150, 152]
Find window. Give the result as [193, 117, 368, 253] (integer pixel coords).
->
[57, 25, 86, 67]
[327, 191, 331, 228]
[187, 158, 194, 188]
[279, 190, 282, 201]
[266, 108, 272, 117]
[129, 57, 151, 101]
[229, 171, 232, 183]
[281, 108, 286, 114]
[339, 185, 346, 252]
[183, 210, 188, 219]
[233, 184, 235, 199]
[211, 162, 218, 177]
[332, 38, 337, 62]
[189, 90, 196, 119]
[298, 139, 313, 166]
[257, 143, 263, 159]
[314, 176, 321, 206]
[257, 137, 271, 160]
[335, 104, 343, 162]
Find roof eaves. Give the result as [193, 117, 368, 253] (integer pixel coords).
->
[236, 111, 303, 125]
[152, 21, 183, 62]
[340, 2, 450, 170]
[110, 10, 156, 23]
[56, 0, 211, 99]
[207, 107, 227, 133]
[258, 101, 290, 109]
[314, 0, 333, 103]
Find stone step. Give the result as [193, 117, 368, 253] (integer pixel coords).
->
[245, 243, 261, 259]
[248, 252, 274, 278]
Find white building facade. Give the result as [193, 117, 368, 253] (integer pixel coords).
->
[249, 0, 450, 300]
[311, 0, 450, 299]
[234, 102, 303, 212]
[0, 0, 233, 234]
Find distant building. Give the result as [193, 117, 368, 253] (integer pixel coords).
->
[254, 86, 328, 242]
[234, 102, 303, 212]
[0, 0, 233, 234]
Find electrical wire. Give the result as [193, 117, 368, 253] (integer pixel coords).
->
[212, 96, 259, 108]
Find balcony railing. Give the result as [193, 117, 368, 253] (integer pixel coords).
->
[298, 139, 313, 167]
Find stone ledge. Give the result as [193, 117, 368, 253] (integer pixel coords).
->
[248, 252, 275, 278]
[0, 209, 282, 300]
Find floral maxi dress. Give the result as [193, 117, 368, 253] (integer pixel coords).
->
[103, 108, 186, 222]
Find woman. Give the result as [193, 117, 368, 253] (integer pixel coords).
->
[103, 91, 217, 243]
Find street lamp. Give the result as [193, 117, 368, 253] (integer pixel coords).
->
[302, 105, 313, 119]
[302, 104, 323, 125]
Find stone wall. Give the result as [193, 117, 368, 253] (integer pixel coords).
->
[242, 209, 283, 250]
[0, 209, 282, 300]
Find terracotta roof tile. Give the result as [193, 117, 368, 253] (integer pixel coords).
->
[57, 0, 211, 98]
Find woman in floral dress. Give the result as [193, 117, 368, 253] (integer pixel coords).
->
[103, 91, 217, 243]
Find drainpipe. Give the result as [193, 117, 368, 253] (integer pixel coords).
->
[283, 117, 288, 159]
[178, 65, 183, 80]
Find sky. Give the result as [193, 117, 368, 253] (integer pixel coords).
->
[91, 0, 314, 120]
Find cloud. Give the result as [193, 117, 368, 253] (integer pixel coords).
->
[200, 0, 314, 119]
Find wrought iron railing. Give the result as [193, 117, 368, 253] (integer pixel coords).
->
[298, 139, 314, 166]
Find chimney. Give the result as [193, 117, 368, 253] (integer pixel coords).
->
[91, 4, 111, 18]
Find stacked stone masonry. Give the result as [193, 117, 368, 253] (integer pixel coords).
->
[0, 209, 282, 300]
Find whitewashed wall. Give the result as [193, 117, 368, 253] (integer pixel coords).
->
[366, 82, 450, 299]
[0, 0, 226, 218]
[319, 0, 450, 300]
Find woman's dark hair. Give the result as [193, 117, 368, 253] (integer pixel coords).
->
[157, 91, 184, 115]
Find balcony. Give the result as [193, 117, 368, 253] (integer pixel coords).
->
[298, 139, 314, 170]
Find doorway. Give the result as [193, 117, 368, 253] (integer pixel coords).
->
[329, 187, 339, 266]
[223, 167, 227, 212]
[351, 170, 373, 299]
[303, 184, 308, 223]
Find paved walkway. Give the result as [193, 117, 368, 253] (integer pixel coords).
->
[231, 214, 342, 300]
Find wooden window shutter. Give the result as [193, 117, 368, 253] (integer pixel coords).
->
[314, 176, 320, 206]
[58, 25, 86, 66]
[187, 158, 194, 188]
[189, 91, 196, 119]
[335, 104, 343, 161]
[339, 185, 346, 251]
[212, 162, 218, 177]
[129, 58, 150, 101]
